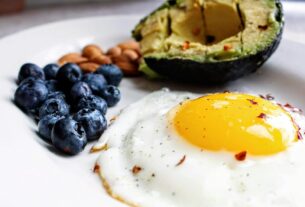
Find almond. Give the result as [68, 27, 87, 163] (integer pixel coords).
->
[112, 54, 129, 62]
[113, 56, 139, 76]
[58, 53, 88, 65]
[116, 61, 139, 76]
[118, 40, 140, 51]
[91, 55, 112, 65]
[134, 48, 142, 56]
[82, 44, 103, 59]
[79, 62, 100, 73]
[106, 46, 122, 57]
[122, 49, 139, 61]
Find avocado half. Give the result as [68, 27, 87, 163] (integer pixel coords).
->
[132, 0, 284, 84]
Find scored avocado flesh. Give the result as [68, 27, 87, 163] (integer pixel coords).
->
[135, 0, 281, 62]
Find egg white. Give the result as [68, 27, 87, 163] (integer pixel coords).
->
[94, 89, 305, 207]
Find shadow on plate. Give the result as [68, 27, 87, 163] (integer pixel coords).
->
[32, 130, 76, 158]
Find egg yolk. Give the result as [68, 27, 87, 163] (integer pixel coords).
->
[172, 93, 298, 155]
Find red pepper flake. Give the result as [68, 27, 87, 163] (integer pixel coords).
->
[247, 99, 258, 105]
[175, 155, 186, 166]
[132, 165, 142, 174]
[284, 103, 303, 113]
[93, 164, 100, 173]
[223, 44, 232, 51]
[258, 25, 268, 30]
[192, 27, 201, 36]
[182, 41, 190, 50]
[284, 103, 293, 108]
[295, 124, 302, 140]
[257, 113, 266, 119]
[235, 151, 247, 161]
[298, 131, 303, 140]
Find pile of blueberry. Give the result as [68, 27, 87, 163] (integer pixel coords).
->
[14, 62, 123, 155]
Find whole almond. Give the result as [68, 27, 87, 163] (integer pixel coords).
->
[92, 55, 112, 65]
[112, 54, 129, 63]
[58, 53, 88, 65]
[134, 48, 142, 56]
[79, 62, 100, 73]
[82, 44, 103, 59]
[122, 49, 139, 61]
[106, 46, 122, 57]
[118, 40, 140, 51]
[113, 56, 139, 76]
[116, 61, 139, 76]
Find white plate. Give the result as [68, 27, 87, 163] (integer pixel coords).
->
[0, 16, 305, 207]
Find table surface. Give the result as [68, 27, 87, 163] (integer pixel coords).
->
[0, 1, 305, 44]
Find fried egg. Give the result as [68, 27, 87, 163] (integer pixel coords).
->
[94, 89, 305, 207]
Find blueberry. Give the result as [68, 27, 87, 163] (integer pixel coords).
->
[14, 80, 48, 111]
[96, 64, 123, 86]
[17, 63, 45, 84]
[51, 117, 87, 155]
[47, 91, 66, 100]
[39, 98, 69, 118]
[38, 113, 64, 142]
[82, 73, 107, 94]
[99, 85, 121, 107]
[56, 63, 82, 88]
[19, 76, 45, 86]
[43, 63, 59, 80]
[45, 80, 59, 93]
[77, 95, 107, 115]
[70, 81, 92, 102]
[74, 108, 107, 141]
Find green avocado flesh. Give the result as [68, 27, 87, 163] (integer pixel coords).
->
[133, 0, 283, 83]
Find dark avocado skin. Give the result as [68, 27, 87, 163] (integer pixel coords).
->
[143, 0, 284, 84]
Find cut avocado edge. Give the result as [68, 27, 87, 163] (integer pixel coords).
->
[139, 59, 163, 79]
[133, 0, 284, 81]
